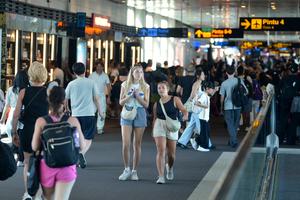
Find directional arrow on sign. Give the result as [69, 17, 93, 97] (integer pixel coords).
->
[195, 29, 203, 38]
[241, 19, 251, 30]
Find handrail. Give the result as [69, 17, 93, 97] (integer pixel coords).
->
[212, 85, 275, 200]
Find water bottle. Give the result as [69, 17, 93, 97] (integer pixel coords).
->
[73, 129, 80, 148]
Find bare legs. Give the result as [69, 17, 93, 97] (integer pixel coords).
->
[23, 152, 32, 193]
[154, 137, 176, 177]
[42, 180, 75, 200]
[121, 126, 145, 170]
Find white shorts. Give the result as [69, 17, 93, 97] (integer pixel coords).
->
[152, 118, 178, 141]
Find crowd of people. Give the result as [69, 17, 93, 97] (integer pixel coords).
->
[0, 54, 300, 199]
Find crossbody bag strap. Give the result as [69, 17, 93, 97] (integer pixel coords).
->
[24, 87, 45, 111]
[159, 99, 169, 119]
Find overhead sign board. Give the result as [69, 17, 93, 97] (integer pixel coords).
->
[240, 17, 300, 31]
[241, 41, 267, 49]
[92, 13, 111, 29]
[137, 28, 188, 38]
[194, 28, 244, 38]
[76, 12, 86, 28]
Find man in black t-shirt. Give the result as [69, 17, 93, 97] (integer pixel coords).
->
[176, 65, 196, 104]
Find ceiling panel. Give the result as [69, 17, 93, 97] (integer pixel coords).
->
[111, 0, 300, 28]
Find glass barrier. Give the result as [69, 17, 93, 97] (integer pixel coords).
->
[213, 84, 277, 200]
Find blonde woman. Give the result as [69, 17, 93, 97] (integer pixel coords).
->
[118, 65, 150, 181]
[153, 81, 188, 184]
[12, 61, 49, 200]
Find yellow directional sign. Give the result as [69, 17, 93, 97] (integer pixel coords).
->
[241, 19, 250, 30]
[194, 28, 243, 38]
[241, 41, 266, 49]
[240, 17, 300, 31]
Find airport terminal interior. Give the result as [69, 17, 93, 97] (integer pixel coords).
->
[0, 0, 300, 199]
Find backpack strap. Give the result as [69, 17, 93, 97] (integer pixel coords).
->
[43, 115, 53, 124]
[43, 115, 69, 124]
[60, 114, 70, 122]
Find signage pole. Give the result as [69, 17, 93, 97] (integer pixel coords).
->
[267, 3, 270, 46]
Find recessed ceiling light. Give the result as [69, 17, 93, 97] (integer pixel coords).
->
[206, 12, 210, 15]
[241, 5, 246, 8]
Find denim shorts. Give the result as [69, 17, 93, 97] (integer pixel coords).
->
[120, 107, 147, 128]
[77, 116, 96, 140]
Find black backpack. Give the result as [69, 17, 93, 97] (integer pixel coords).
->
[0, 140, 17, 180]
[41, 115, 79, 168]
[232, 78, 249, 107]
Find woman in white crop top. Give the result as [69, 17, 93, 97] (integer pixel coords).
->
[118, 64, 150, 181]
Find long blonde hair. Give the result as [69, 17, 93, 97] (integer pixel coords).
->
[124, 64, 148, 94]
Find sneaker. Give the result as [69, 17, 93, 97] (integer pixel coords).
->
[78, 153, 87, 169]
[131, 170, 139, 181]
[22, 192, 32, 200]
[17, 161, 24, 167]
[190, 138, 198, 150]
[208, 145, 216, 150]
[118, 169, 132, 181]
[245, 126, 251, 132]
[156, 176, 165, 184]
[166, 164, 174, 180]
[97, 129, 104, 135]
[197, 146, 210, 152]
[176, 142, 187, 149]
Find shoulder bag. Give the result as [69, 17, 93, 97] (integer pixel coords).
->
[183, 100, 193, 113]
[159, 98, 181, 132]
[0, 140, 17, 181]
[121, 104, 137, 120]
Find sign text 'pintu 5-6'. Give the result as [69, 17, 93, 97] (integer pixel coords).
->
[194, 28, 244, 38]
[240, 17, 300, 31]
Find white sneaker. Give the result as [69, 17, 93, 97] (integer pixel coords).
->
[197, 146, 210, 152]
[118, 169, 131, 181]
[22, 192, 32, 200]
[245, 126, 251, 132]
[131, 170, 139, 181]
[190, 138, 198, 150]
[166, 164, 174, 180]
[156, 176, 165, 184]
[17, 161, 24, 167]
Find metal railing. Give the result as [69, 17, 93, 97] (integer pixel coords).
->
[212, 84, 278, 200]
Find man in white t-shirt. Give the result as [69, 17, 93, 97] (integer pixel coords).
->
[89, 60, 111, 134]
[65, 62, 103, 168]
